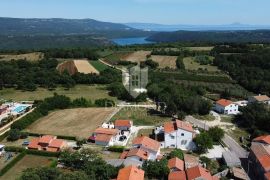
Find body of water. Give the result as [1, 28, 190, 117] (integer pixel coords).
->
[112, 37, 153, 46]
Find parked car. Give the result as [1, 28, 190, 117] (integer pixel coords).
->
[119, 136, 127, 141]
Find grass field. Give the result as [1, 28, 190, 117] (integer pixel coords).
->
[111, 108, 170, 126]
[1, 155, 55, 180]
[26, 108, 116, 138]
[0, 85, 116, 101]
[185, 47, 214, 51]
[89, 60, 109, 72]
[183, 56, 220, 72]
[151, 55, 178, 69]
[0, 52, 44, 61]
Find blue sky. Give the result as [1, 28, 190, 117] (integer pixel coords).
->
[0, 0, 269, 25]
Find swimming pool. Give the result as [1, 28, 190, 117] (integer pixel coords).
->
[12, 105, 28, 113]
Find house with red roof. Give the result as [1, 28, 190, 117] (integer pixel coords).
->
[168, 157, 185, 172]
[89, 127, 120, 146]
[120, 136, 161, 162]
[28, 135, 67, 152]
[214, 99, 239, 115]
[249, 135, 270, 180]
[248, 94, 270, 105]
[115, 120, 133, 131]
[155, 120, 196, 150]
[186, 166, 219, 180]
[117, 165, 144, 180]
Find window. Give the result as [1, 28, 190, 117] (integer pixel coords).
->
[181, 140, 187, 145]
[181, 133, 184, 136]
[170, 135, 175, 139]
[171, 144, 175, 147]
[131, 75, 139, 86]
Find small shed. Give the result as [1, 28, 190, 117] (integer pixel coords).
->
[222, 151, 241, 167]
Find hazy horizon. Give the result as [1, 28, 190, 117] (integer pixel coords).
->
[0, 0, 269, 25]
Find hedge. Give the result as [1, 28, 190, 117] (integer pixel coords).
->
[0, 131, 9, 142]
[107, 146, 125, 153]
[4, 146, 60, 157]
[25, 132, 77, 141]
[11, 110, 43, 130]
[0, 152, 26, 176]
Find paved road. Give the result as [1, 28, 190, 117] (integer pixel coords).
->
[185, 115, 248, 158]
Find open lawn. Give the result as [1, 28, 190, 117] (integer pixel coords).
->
[183, 56, 220, 72]
[0, 85, 116, 101]
[151, 55, 178, 69]
[1, 155, 55, 180]
[185, 47, 214, 51]
[89, 60, 109, 72]
[0, 52, 44, 61]
[26, 108, 116, 138]
[111, 107, 170, 126]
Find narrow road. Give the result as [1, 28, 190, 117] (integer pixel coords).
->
[185, 115, 248, 158]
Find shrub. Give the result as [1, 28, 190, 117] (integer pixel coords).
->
[108, 146, 125, 153]
[7, 129, 21, 141]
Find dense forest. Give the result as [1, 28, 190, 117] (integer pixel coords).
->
[147, 30, 270, 43]
[0, 59, 120, 91]
[213, 46, 270, 95]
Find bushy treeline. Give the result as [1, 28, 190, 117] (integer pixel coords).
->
[214, 48, 270, 95]
[147, 82, 212, 116]
[43, 48, 100, 60]
[234, 103, 270, 137]
[151, 49, 209, 57]
[0, 59, 120, 90]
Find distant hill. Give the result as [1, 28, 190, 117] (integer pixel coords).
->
[146, 30, 270, 43]
[126, 22, 270, 32]
[0, 17, 153, 50]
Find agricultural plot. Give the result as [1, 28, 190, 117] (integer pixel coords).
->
[89, 60, 109, 72]
[183, 56, 220, 72]
[0, 85, 116, 101]
[1, 155, 55, 180]
[151, 55, 178, 69]
[122, 51, 151, 62]
[0, 52, 44, 61]
[57, 60, 99, 75]
[111, 108, 170, 126]
[26, 108, 116, 138]
[185, 46, 214, 51]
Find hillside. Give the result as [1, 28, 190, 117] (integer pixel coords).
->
[0, 17, 153, 50]
[146, 30, 270, 43]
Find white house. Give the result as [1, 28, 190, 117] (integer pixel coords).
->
[120, 136, 161, 162]
[248, 95, 270, 105]
[214, 99, 239, 115]
[155, 120, 196, 151]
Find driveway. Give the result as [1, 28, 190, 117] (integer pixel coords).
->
[185, 115, 248, 158]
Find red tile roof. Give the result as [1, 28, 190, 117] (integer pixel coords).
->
[38, 135, 56, 144]
[126, 148, 149, 160]
[115, 120, 132, 127]
[117, 166, 144, 180]
[253, 95, 270, 102]
[253, 135, 270, 145]
[251, 142, 270, 172]
[216, 99, 233, 107]
[48, 139, 66, 148]
[132, 136, 160, 152]
[28, 138, 41, 150]
[95, 134, 113, 142]
[265, 172, 270, 180]
[94, 128, 119, 135]
[164, 120, 194, 134]
[168, 157, 184, 171]
[168, 171, 186, 180]
[186, 166, 213, 180]
[120, 151, 129, 159]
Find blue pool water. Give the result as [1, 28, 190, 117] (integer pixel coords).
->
[13, 105, 27, 113]
[112, 37, 154, 46]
